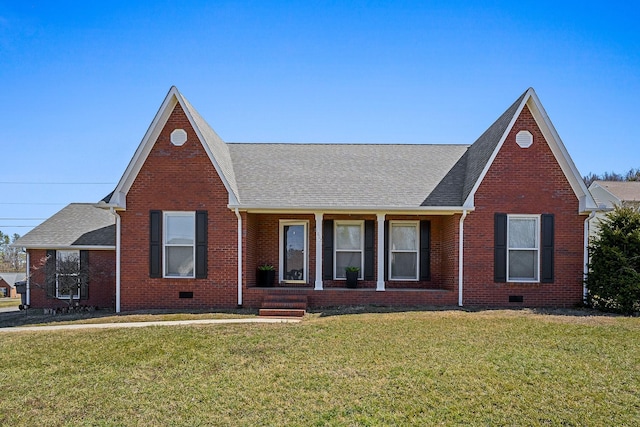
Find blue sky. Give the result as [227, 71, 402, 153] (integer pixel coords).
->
[1, 1, 639, 238]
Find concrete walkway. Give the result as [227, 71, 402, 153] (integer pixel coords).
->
[0, 317, 301, 333]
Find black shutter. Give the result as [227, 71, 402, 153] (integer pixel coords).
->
[541, 214, 554, 283]
[150, 210, 162, 278]
[80, 250, 89, 300]
[195, 211, 208, 279]
[45, 249, 56, 298]
[420, 221, 431, 281]
[364, 220, 375, 280]
[322, 220, 334, 280]
[494, 213, 507, 282]
[384, 221, 389, 281]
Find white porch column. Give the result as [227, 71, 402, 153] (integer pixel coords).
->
[314, 212, 323, 290]
[376, 213, 385, 291]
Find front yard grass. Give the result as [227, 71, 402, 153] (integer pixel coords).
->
[0, 297, 20, 308]
[1, 309, 638, 426]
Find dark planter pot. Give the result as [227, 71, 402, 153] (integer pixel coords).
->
[257, 269, 275, 287]
[345, 271, 359, 288]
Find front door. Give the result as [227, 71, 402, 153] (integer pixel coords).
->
[280, 221, 307, 283]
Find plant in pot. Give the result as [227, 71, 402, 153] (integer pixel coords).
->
[256, 264, 276, 287]
[345, 266, 360, 288]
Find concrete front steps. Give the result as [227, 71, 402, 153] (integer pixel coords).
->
[259, 294, 308, 317]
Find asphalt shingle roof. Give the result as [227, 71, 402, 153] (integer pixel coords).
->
[592, 181, 640, 203]
[228, 143, 470, 208]
[18, 89, 533, 247]
[0, 272, 26, 287]
[14, 204, 115, 249]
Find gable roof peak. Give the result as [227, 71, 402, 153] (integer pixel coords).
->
[108, 86, 239, 208]
[461, 87, 597, 213]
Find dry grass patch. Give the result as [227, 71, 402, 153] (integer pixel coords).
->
[0, 298, 20, 308]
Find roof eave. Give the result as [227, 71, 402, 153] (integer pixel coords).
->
[228, 204, 474, 215]
[18, 245, 116, 251]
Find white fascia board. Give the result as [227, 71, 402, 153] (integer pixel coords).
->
[228, 205, 473, 215]
[526, 91, 598, 213]
[108, 87, 180, 208]
[108, 86, 239, 208]
[462, 89, 531, 209]
[22, 245, 116, 251]
[462, 88, 598, 213]
[174, 91, 240, 206]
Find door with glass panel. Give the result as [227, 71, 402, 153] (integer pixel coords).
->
[281, 222, 307, 283]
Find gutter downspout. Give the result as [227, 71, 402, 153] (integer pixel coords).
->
[583, 211, 596, 303]
[111, 208, 121, 313]
[26, 251, 30, 306]
[458, 210, 468, 307]
[235, 208, 243, 307]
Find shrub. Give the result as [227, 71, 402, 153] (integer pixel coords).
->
[586, 205, 640, 314]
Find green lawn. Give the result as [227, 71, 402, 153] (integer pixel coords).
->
[1, 309, 638, 426]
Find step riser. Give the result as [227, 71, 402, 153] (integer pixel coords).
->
[262, 295, 308, 303]
[260, 294, 307, 317]
[259, 309, 306, 317]
[261, 302, 307, 309]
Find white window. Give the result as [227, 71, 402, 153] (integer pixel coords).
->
[163, 212, 195, 278]
[389, 221, 419, 280]
[507, 215, 540, 282]
[56, 250, 80, 299]
[334, 221, 364, 279]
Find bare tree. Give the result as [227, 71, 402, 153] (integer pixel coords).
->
[0, 231, 26, 272]
[29, 251, 91, 311]
[583, 167, 640, 187]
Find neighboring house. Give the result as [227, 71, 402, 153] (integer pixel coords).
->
[0, 272, 26, 298]
[588, 180, 640, 237]
[14, 87, 598, 312]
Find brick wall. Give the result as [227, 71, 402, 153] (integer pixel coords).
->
[119, 103, 239, 310]
[462, 105, 586, 307]
[26, 249, 115, 309]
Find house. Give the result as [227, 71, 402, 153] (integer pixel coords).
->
[13, 204, 115, 308]
[588, 180, 640, 237]
[15, 87, 598, 312]
[0, 272, 26, 298]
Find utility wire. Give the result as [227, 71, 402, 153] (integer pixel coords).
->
[0, 182, 115, 185]
[0, 203, 67, 205]
[0, 218, 47, 220]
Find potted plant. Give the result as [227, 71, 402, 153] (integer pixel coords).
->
[256, 264, 276, 287]
[345, 266, 360, 288]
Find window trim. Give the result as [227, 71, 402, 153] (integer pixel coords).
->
[163, 211, 196, 279]
[506, 214, 540, 283]
[278, 220, 309, 283]
[334, 220, 364, 280]
[56, 250, 80, 299]
[388, 220, 420, 281]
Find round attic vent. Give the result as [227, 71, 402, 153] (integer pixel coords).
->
[516, 130, 533, 148]
[170, 129, 187, 146]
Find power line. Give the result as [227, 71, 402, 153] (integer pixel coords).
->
[0, 182, 115, 185]
[0, 203, 67, 205]
[0, 218, 47, 220]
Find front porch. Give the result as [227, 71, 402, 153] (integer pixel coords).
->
[243, 286, 459, 309]
[244, 212, 461, 294]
